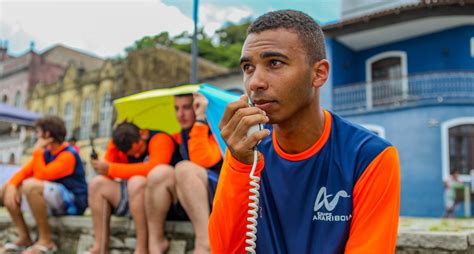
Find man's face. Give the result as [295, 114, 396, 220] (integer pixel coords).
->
[36, 128, 45, 139]
[125, 140, 146, 158]
[240, 28, 317, 124]
[174, 96, 196, 130]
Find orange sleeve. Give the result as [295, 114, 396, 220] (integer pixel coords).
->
[345, 146, 400, 253]
[188, 124, 222, 168]
[208, 150, 265, 254]
[32, 149, 76, 181]
[107, 133, 176, 179]
[104, 141, 128, 163]
[8, 159, 34, 187]
[172, 132, 181, 145]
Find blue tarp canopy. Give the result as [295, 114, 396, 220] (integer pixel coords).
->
[0, 103, 41, 126]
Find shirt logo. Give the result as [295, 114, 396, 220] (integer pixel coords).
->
[313, 187, 352, 222]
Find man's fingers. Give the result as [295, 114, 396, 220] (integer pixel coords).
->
[219, 96, 249, 130]
[229, 112, 268, 141]
[221, 107, 266, 139]
[245, 129, 271, 148]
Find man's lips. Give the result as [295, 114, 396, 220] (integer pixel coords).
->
[252, 99, 275, 111]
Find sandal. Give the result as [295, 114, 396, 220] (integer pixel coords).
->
[1, 242, 30, 253]
[23, 244, 57, 254]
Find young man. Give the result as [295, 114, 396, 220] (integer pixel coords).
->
[443, 169, 463, 218]
[0, 116, 88, 254]
[209, 10, 400, 253]
[145, 93, 222, 254]
[87, 122, 180, 254]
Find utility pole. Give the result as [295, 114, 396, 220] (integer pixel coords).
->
[191, 0, 199, 84]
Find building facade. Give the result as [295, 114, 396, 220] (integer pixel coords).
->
[28, 45, 229, 174]
[0, 43, 104, 165]
[323, 0, 474, 217]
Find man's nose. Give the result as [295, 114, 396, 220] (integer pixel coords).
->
[247, 67, 269, 92]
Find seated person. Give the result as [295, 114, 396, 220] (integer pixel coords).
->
[145, 93, 222, 254]
[0, 116, 88, 254]
[87, 122, 180, 254]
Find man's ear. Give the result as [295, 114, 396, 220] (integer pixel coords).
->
[311, 59, 330, 89]
[139, 129, 150, 140]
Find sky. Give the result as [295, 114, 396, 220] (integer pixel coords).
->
[0, 0, 341, 58]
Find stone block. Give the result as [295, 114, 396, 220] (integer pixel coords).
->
[168, 240, 187, 254]
[124, 238, 136, 249]
[76, 234, 94, 254]
[397, 231, 468, 250]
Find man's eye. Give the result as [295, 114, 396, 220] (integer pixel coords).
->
[270, 60, 283, 67]
[242, 64, 254, 72]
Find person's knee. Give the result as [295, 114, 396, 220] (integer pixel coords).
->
[175, 161, 197, 183]
[88, 175, 111, 194]
[3, 186, 20, 210]
[147, 165, 175, 187]
[21, 178, 44, 195]
[128, 176, 147, 195]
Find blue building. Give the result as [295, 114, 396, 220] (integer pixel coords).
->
[321, 0, 474, 217]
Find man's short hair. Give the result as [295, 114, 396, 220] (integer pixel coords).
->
[112, 122, 140, 153]
[175, 93, 193, 98]
[35, 116, 67, 143]
[247, 10, 326, 64]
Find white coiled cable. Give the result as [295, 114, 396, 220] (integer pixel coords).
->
[245, 147, 260, 254]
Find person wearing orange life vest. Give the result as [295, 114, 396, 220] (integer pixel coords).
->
[145, 93, 222, 254]
[0, 116, 87, 254]
[87, 122, 181, 254]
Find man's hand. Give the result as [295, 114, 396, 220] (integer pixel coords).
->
[3, 185, 20, 208]
[219, 95, 270, 165]
[193, 92, 209, 121]
[91, 159, 110, 176]
[34, 137, 54, 150]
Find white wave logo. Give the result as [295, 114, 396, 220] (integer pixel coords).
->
[313, 187, 350, 212]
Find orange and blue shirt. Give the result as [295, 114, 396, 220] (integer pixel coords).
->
[208, 110, 400, 253]
[8, 143, 88, 214]
[173, 123, 223, 208]
[172, 123, 222, 171]
[104, 130, 181, 179]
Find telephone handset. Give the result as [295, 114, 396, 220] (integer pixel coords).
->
[245, 99, 263, 254]
[89, 137, 98, 160]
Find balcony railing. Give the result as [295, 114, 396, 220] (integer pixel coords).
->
[333, 71, 474, 113]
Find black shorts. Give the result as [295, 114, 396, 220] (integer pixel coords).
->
[113, 181, 130, 216]
[166, 202, 189, 221]
[112, 180, 188, 221]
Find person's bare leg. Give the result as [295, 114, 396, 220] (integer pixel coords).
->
[87, 175, 121, 254]
[21, 179, 55, 249]
[145, 165, 177, 254]
[175, 161, 210, 254]
[3, 185, 32, 247]
[127, 176, 148, 254]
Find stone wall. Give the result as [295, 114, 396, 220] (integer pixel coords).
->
[0, 215, 194, 254]
[1, 215, 474, 253]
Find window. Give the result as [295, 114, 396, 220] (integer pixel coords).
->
[8, 153, 15, 165]
[80, 97, 93, 140]
[99, 92, 113, 137]
[64, 102, 74, 139]
[471, 37, 474, 58]
[449, 124, 474, 176]
[1, 94, 7, 104]
[366, 51, 408, 108]
[47, 106, 56, 115]
[441, 118, 474, 181]
[14, 91, 21, 108]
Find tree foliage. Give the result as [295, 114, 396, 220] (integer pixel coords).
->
[125, 21, 252, 69]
